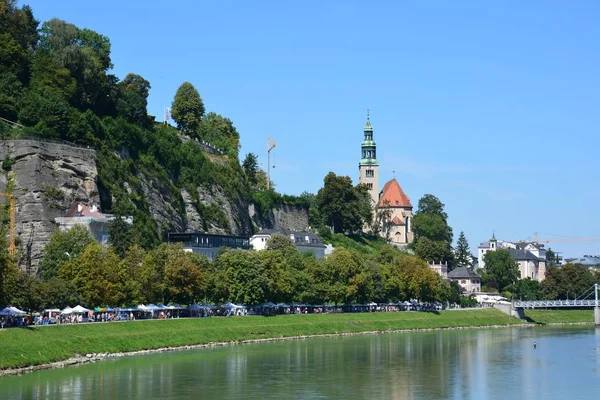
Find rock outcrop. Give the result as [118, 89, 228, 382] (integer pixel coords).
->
[249, 203, 310, 232]
[0, 139, 99, 273]
[0, 139, 310, 274]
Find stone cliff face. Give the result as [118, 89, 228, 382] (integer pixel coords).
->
[249, 203, 310, 232]
[1, 140, 306, 274]
[0, 140, 99, 273]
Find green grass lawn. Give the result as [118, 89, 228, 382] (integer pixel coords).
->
[524, 309, 594, 324]
[0, 308, 522, 370]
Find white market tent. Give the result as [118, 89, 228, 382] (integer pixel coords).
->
[61, 306, 73, 314]
[71, 305, 91, 313]
[0, 306, 26, 316]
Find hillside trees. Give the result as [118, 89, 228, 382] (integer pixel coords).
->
[411, 194, 454, 269]
[315, 172, 372, 233]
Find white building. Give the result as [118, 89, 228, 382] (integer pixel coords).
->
[55, 203, 132, 244]
[250, 229, 327, 259]
[477, 234, 547, 281]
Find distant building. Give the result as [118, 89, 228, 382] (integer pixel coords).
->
[428, 261, 448, 279]
[356, 116, 414, 245]
[55, 203, 132, 244]
[167, 232, 250, 261]
[448, 267, 481, 293]
[250, 228, 326, 259]
[567, 255, 600, 268]
[477, 234, 547, 281]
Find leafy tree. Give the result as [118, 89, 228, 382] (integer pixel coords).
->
[411, 194, 454, 269]
[11, 271, 44, 314]
[0, 0, 38, 84]
[539, 263, 596, 300]
[213, 249, 267, 304]
[480, 249, 519, 292]
[37, 18, 115, 114]
[198, 112, 240, 156]
[108, 216, 135, 258]
[0, 244, 19, 308]
[510, 278, 539, 301]
[372, 200, 393, 238]
[118, 245, 146, 305]
[315, 172, 372, 234]
[546, 248, 559, 267]
[265, 233, 295, 252]
[18, 87, 71, 138]
[242, 152, 259, 187]
[38, 225, 95, 280]
[58, 242, 124, 306]
[171, 81, 204, 135]
[455, 231, 472, 267]
[40, 277, 80, 309]
[116, 73, 151, 126]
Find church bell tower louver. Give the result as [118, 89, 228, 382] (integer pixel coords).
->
[358, 111, 379, 206]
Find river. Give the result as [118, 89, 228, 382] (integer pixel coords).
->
[1, 326, 599, 399]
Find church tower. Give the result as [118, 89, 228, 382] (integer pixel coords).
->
[358, 112, 379, 206]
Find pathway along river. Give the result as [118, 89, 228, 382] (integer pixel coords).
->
[1, 326, 599, 399]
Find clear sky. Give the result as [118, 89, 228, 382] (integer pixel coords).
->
[23, 1, 600, 258]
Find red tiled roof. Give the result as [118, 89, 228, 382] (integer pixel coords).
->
[379, 179, 412, 208]
[391, 216, 405, 225]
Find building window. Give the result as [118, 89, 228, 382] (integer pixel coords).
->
[367, 183, 373, 190]
[366, 169, 374, 177]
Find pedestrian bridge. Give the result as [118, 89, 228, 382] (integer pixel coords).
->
[514, 299, 599, 309]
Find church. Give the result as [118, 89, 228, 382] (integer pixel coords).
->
[358, 116, 414, 245]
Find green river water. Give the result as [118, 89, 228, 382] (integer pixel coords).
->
[1, 326, 599, 399]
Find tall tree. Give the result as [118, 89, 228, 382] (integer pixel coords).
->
[108, 216, 135, 258]
[242, 152, 259, 187]
[116, 73, 150, 126]
[411, 194, 454, 269]
[480, 249, 519, 293]
[455, 231, 472, 267]
[198, 112, 240, 156]
[171, 81, 204, 135]
[315, 172, 372, 234]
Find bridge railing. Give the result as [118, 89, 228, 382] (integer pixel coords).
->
[514, 299, 598, 308]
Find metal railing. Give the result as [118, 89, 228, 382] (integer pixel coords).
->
[514, 299, 598, 308]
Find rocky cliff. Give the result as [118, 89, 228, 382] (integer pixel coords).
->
[1, 139, 309, 274]
[249, 203, 310, 232]
[0, 139, 99, 273]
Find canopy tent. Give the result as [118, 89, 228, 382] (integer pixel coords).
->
[61, 306, 73, 314]
[0, 306, 26, 316]
[71, 305, 91, 313]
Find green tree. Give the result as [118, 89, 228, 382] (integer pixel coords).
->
[315, 172, 372, 234]
[511, 278, 539, 301]
[480, 249, 519, 292]
[107, 216, 135, 258]
[40, 277, 80, 309]
[198, 112, 240, 156]
[539, 263, 596, 300]
[546, 248, 559, 267]
[116, 73, 151, 126]
[455, 231, 472, 267]
[171, 81, 204, 135]
[411, 194, 454, 269]
[11, 271, 44, 314]
[119, 245, 146, 305]
[38, 225, 95, 280]
[213, 249, 267, 304]
[58, 242, 124, 306]
[242, 152, 259, 187]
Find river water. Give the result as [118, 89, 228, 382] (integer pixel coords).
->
[1, 326, 599, 399]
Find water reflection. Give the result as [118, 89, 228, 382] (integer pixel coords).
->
[1, 327, 598, 399]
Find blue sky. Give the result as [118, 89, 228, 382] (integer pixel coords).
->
[24, 1, 600, 258]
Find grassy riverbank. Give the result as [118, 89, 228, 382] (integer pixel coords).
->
[524, 309, 594, 324]
[0, 309, 522, 370]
